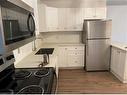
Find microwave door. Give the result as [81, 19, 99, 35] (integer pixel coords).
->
[3, 20, 20, 45]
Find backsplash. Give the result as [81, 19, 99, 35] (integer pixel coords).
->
[39, 31, 82, 44]
[13, 39, 42, 65]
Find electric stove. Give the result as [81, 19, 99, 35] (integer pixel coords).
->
[0, 52, 57, 94]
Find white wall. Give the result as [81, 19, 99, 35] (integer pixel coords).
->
[107, 5, 127, 43]
[14, 0, 41, 65]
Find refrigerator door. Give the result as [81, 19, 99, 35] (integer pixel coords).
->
[86, 20, 111, 39]
[85, 39, 110, 71]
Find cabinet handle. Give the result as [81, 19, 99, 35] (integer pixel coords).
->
[75, 48, 77, 49]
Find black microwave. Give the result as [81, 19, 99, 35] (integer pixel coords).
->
[0, 0, 36, 54]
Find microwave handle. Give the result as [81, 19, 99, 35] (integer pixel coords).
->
[27, 13, 35, 35]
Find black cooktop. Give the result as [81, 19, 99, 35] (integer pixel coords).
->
[0, 65, 56, 94]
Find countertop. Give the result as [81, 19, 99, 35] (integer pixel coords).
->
[111, 42, 127, 51]
[15, 43, 84, 68]
[15, 42, 127, 68]
[15, 44, 58, 68]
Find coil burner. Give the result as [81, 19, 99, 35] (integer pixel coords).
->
[34, 68, 49, 78]
[14, 70, 32, 79]
[17, 85, 44, 94]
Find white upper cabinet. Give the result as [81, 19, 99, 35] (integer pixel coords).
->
[58, 8, 66, 31]
[46, 7, 58, 31]
[37, 0, 47, 32]
[57, 7, 106, 31]
[95, 8, 106, 19]
[38, 0, 106, 32]
[58, 8, 79, 31]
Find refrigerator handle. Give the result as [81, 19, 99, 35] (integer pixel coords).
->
[83, 21, 89, 45]
[86, 40, 89, 56]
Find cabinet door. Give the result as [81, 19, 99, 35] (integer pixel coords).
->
[94, 0, 106, 19]
[69, 8, 77, 31]
[58, 8, 65, 31]
[111, 47, 120, 73]
[68, 50, 84, 67]
[58, 47, 68, 67]
[58, 46, 84, 67]
[111, 47, 126, 79]
[37, 2, 47, 32]
[95, 8, 106, 19]
[75, 8, 84, 31]
[117, 49, 126, 79]
[58, 8, 77, 31]
[46, 7, 58, 31]
[84, 8, 96, 19]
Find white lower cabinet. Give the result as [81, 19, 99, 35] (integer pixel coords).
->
[68, 50, 84, 67]
[58, 46, 84, 68]
[111, 46, 127, 83]
[58, 47, 68, 67]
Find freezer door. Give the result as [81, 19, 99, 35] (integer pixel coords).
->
[86, 20, 111, 39]
[85, 39, 110, 71]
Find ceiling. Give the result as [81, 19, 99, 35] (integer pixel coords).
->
[40, 0, 127, 8]
[40, 0, 106, 8]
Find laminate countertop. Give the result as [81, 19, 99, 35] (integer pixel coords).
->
[15, 43, 84, 76]
[15, 43, 84, 68]
[111, 42, 127, 51]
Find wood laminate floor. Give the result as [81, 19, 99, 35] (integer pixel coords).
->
[57, 69, 127, 94]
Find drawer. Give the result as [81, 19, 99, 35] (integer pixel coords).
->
[59, 46, 84, 51]
[67, 46, 84, 50]
[68, 54, 84, 67]
[68, 50, 84, 55]
[68, 56, 84, 67]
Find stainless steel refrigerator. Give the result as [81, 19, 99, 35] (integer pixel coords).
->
[82, 19, 112, 71]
